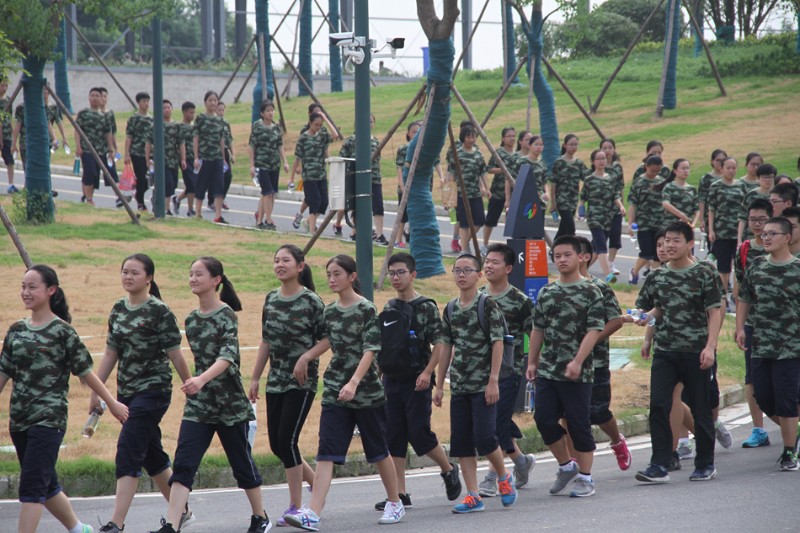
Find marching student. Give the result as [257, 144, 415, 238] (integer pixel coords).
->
[145, 100, 185, 216]
[0, 265, 128, 533]
[708, 156, 745, 298]
[125, 91, 153, 211]
[549, 134, 588, 239]
[698, 149, 728, 247]
[630, 140, 670, 182]
[659, 158, 699, 227]
[290, 113, 332, 235]
[75, 87, 114, 205]
[450, 125, 489, 255]
[483, 128, 517, 251]
[249, 101, 289, 230]
[627, 155, 666, 284]
[172, 101, 197, 217]
[737, 163, 776, 242]
[600, 138, 625, 275]
[193, 90, 227, 223]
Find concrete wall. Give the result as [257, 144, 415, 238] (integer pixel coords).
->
[7, 66, 416, 112]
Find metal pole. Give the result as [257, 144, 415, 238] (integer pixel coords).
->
[219, 35, 256, 100]
[371, 83, 426, 162]
[481, 58, 527, 127]
[454, 0, 490, 78]
[655, 0, 677, 118]
[354, 0, 373, 301]
[152, 17, 165, 218]
[685, 1, 726, 97]
[542, 58, 606, 139]
[448, 122, 482, 264]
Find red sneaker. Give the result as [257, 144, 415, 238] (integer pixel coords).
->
[610, 435, 632, 471]
[450, 238, 462, 253]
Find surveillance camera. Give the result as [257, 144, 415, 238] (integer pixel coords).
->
[387, 38, 405, 50]
[329, 32, 355, 47]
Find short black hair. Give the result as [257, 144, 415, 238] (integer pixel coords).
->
[574, 235, 594, 262]
[181, 101, 196, 112]
[388, 252, 415, 272]
[747, 198, 773, 217]
[97, 87, 108, 95]
[135, 91, 150, 103]
[771, 183, 798, 206]
[485, 243, 515, 267]
[757, 163, 777, 177]
[780, 206, 800, 224]
[260, 101, 275, 113]
[664, 221, 694, 242]
[162, 99, 172, 107]
[454, 253, 481, 271]
[766, 217, 792, 234]
[459, 125, 476, 143]
[552, 235, 582, 255]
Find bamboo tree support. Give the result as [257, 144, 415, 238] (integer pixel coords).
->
[377, 84, 436, 288]
[0, 204, 33, 268]
[371, 83, 426, 163]
[234, 63, 258, 104]
[526, 50, 535, 132]
[281, 3, 305, 98]
[655, 0, 678, 118]
[684, 1, 726, 97]
[218, 34, 256, 100]
[302, 209, 337, 255]
[258, 33, 270, 105]
[448, 121, 482, 265]
[64, 13, 136, 109]
[272, 39, 344, 139]
[481, 58, 527, 127]
[541, 58, 606, 139]
[453, 0, 491, 78]
[590, 0, 666, 113]
[45, 84, 140, 225]
[4, 81, 21, 112]
[271, 69, 287, 133]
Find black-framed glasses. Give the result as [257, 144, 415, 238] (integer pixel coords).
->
[452, 267, 479, 276]
[387, 269, 409, 278]
[762, 231, 788, 239]
[747, 217, 769, 224]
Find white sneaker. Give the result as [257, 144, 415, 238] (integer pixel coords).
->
[378, 500, 405, 525]
[610, 263, 621, 275]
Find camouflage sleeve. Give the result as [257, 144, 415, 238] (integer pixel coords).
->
[477, 152, 487, 175]
[0, 325, 17, 380]
[549, 159, 564, 184]
[106, 305, 119, 351]
[635, 274, 657, 311]
[580, 180, 589, 202]
[339, 136, 354, 158]
[522, 296, 535, 335]
[126, 117, 135, 137]
[309, 293, 326, 342]
[627, 180, 639, 206]
[733, 244, 745, 285]
[702, 268, 723, 309]
[485, 298, 505, 342]
[248, 128, 256, 150]
[64, 324, 93, 378]
[108, 111, 117, 134]
[532, 288, 546, 331]
[294, 136, 305, 159]
[441, 303, 453, 347]
[738, 262, 754, 304]
[224, 122, 233, 145]
[216, 309, 239, 365]
[603, 285, 622, 321]
[395, 146, 405, 168]
[585, 291, 606, 331]
[419, 300, 445, 346]
[157, 305, 183, 352]
[261, 294, 270, 343]
[707, 184, 718, 214]
[361, 301, 381, 353]
[14, 106, 23, 123]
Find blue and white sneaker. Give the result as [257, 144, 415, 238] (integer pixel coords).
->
[741, 427, 770, 448]
[452, 492, 484, 514]
[377, 500, 405, 524]
[283, 507, 320, 531]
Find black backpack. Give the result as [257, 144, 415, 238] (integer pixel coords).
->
[444, 293, 515, 379]
[377, 296, 435, 378]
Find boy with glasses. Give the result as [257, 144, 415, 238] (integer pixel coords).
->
[736, 217, 800, 471]
[781, 206, 800, 257]
[769, 183, 798, 217]
[738, 164, 776, 242]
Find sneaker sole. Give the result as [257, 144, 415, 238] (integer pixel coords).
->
[634, 472, 670, 483]
[689, 469, 717, 481]
[452, 506, 485, 514]
[569, 489, 595, 498]
[780, 464, 800, 472]
[477, 489, 497, 497]
[282, 517, 319, 532]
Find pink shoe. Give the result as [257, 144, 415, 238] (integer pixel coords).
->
[610, 435, 632, 471]
[450, 238, 462, 253]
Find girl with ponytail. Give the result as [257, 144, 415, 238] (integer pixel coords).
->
[659, 158, 699, 227]
[0, 265, 127, 533]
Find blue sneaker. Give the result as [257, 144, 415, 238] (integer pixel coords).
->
[742, 427, 770, 448]
[689, 465, 717, 481]
[628, 268, 639, 285]
[7, 184, 18, 194]
[497, 473, 517, 507]
[635, 463, 670, 483]
[605, 272, 617, 284]
[452, 492, 484, 514]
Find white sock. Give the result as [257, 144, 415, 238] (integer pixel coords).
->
[68, 523, 85, 533]
[577, 473, 593, 482]
[559, 460, 575, 472]
[678, 437, 690, 446]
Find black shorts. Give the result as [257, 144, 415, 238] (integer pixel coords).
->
[165, 167, 178, 197]
[105, 158, 119, 186]
[115, 390, 172, 479]
[712, 238, 737, 275]
[372, 183, 384, 216]
[182, 166, 196, 194]
[266, 389, 315, 469]
[170, 419, 262, 491]
[533, 377, 595, 452]
[609, 213, 623, 250]
[1, 139, 13, 166]
[590, 367, 614, 426]
[11, 425, 65, 503]
[456, 196, 486, 229]
[81, 152, 101, 189]
[195, 159, 224, 201]
[496, 374, 523, 453]
[744, 324, 755, 385]
[638, 229, 657, 260]
[590, 227, 610, 254]
[449, 392, 498, 457]
[396, 188, 409, 224]
[383, 377, 439, 458]
[258, 168, 280, 196]
[317, 404, 389, 464]
[303, 179, 329, 215]
[751, 357, 800, 418]
[485, 197, 505, 228]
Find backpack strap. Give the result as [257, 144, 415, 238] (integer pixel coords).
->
[739, 239, 750, 271]
[407, 296, 434, 332]
[477, 293, 489, 337]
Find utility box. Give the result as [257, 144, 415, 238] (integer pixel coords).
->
[504, 162, 545, 240]
[327, 156, 355, 211]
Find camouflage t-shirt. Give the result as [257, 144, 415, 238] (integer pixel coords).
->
[607, 161, 625, 197]
[194, 112, 225, 161]
[447, 145, 486, 199]
[180, 122, 195, 166]
[76, 108, 112, 153]
[148, 121, 184, 169]
[698, 172, 721, 206]
[249, 120, 284, 171]
[13, 105, 25, 149]
[183, 305, 253, 425]
[339, 134, 381, 183]
[738, 176, 759, 193]
[441, 294, 506, 395]
[588, 277, 622, 369]
[708, 179, 746, 239]
[480, 285, 534, 375]
[126, 114, 153, 157]
[262, 287, 325, 394]
[734, 240, 765, 286]
[581, 173, 620, 231]
[738, 188, 770, 241]
[0, 96, 11, 141]
[321, 298, 384, 408]
[104, 110, 117, 134]
[662, 181, 698, 224]
[0, 318, 93, 432]
[627, 175, 665, 231]
[635, 261, 722, 353]
[106, 296, 183, 398]
[382, 295, 445, 368]
[46, 104, 61, 126]
[739, 256, 800, 360]
[532, 279, 604, 383]
[631, 163, 670, 183]
[488, 147, 517, 200]
[295, 129, 332, 182]
[516, 157, 548, 202]
[549, 156, 588, 213]
[222, 119, 233, 150]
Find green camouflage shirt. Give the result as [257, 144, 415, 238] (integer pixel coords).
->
[194, 112, 225, 161]
[76, 108, 112, 153]
[628, 175, 665, 231]
[183, 305, 253, 425]
[106, 296, 183, 398]
[321, 298, 384, 408]
[698, 172, 721, 206]
[262, 287, 325, 394]
[708, 179, 745, 239]
[447, 145, 486, 199]
[738, 176, 759, 193]
[738, 188, 770, 241]
[0, 318, 93, 432]
[580, 173, 620, 231]
[46, 104, 61, 126]
[339, 134, 381, 183]
[148, 121, 183, 169]
[441, 294, 506, 395]
[734, 240, 765, 286]
[0, 96, 11, 141]
[549, 156, 588, 213]
[105, 110, 117, 134]
[662, 182, 698, 224]
[607, 161, 625, 197]
[13, 105, 24, 149]
[126, 114, 153, 157]
[383, 295, 444, 368]
[516, 157, 548, 202]
[222, 119, 233, 150]
[739, 256, 800, 360]
[180, 122, 195, 165]
[250, 120, 284, 171]
[532, 279, 604, 383]
[635, 261, 722, 353]
[588, 277, 622, 369]
[295, 128, 332, 182]
[480, 285, 534, 375]
[632, 163, 670, 183]
[488, 147, 517, 200]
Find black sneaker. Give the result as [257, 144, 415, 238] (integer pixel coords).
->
[333, 224, 343, 236]
[99, 522, 123, 532]
[265, 222, 277, 231]
[635, 464, 670, 483]
[441, 462, 462, 501]
[689, 465, 717, 481]
[148, 518, 176, 533]
[246, 512, 272, 533]
[779, 450, 799, 471]
[115, 199, 124, 208]
[668, 452, 681, 472]
[171, 195, 180, 214]
[349, 234, 357, 241]
[374, 234, 389, 245]
[375, 492, 412, 511]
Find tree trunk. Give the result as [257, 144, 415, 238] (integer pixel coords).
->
[298, 0, 313, 96]
[692, 0, 704, 58]
[22, 55, 55, 223]
[252, 0, 275, 122]
[501, 1, 519, 85]
[663, 0, 681, 110]
[54, 17, 73, 114]
[328, 0, 343, 92]
[524, 3, 559, 170]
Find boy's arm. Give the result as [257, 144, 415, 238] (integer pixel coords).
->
[565, 329, 602, 380]
[526, 328, 544, 381]
[701, 308, 722, 370]
[125, 134, 133, 163]
[433, 344, 452, 407]
[416, 342, 441, 392]
[735, 301, 750, 351]
[485, 339, 502, 405]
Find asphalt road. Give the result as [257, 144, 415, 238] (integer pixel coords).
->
[1, 403, 795, 533]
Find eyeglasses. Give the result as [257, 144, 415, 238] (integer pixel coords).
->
[770, 199, 788, 204]
[762, 231, 789, 239]
[387, 269, 409, 278]
[747, 217, 769, 224]
[452, 267, 479, 276]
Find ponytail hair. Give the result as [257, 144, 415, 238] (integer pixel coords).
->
[122, 253, 161, 299]
[276, 244, 316, 291]
[516, 130, 530, 151]
[28, 264, 71, 323]
[195, 256, 243, 311]
[326, 254, 361, 295]
[642, 140, 664, 162]
[652, 157, 685, 192]
[560, 133, 578, 156]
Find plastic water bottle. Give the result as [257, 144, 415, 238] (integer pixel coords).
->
[252, 168, 260, 187]
[147, 162, 155, 187]
[630, 222, 640, 250]
[115, 152, 122, 161]
[449, 208, 457, 224]
[82, 401, 107, 438]
[223, 162, 230, 173]
[197, 159, 203, 172]
[524, 382, 535, 413]
[247, 402, 258, 448]
[699, 231, 707, 252]
[72, 156, 81, 175]
[552, 211, 559, 222]
[627, 308, 656, 327]
[288, 181, 295, 191]
[64, 143, 71, 155]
